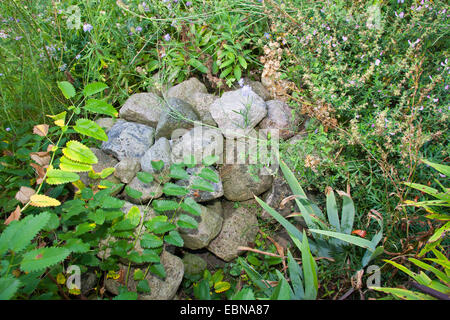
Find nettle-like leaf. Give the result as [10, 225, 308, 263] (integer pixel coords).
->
[57, 81, 76, 99]
[198, 167, 219, 183]
[181, 197, 202, 216]
[63, 140, 98, 164]
[191, 177, 215, 192]
[46, 168, 80, 185]
[0, 276, 21, 300]
[169, 165, 190, 180]
[152, 200, 180, 212]
[59, 156, 92, 172]
[177, 214, 198, 229]
[84, 99, 118, 117]
[20, 247, 71, 273]
[164, 230, 184, 247]
[144, 216, 176, 234]
[82, 82, 108, 97]
[74, 119, 108, 141]
[29, 194, 61, 207]
[0, 212, 50, 256]
[136, 171, 154, 184]
[140, 233, 163, 248]
[162, 183, 188, 196]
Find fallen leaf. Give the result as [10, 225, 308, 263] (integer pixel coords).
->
[351, 230, 367, 238]
[33, 124, 49, 137]
[15, 186, 36, 204]
[4, 206, 21, 225]
[30, 151, 51, 166]
[30, 163, 46, 184]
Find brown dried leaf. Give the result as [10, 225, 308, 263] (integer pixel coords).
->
[33, 124, 49, 137]
[15, 186, 36, 204]
[4, 206, 21, 225]
[30, 151, 51, 166]
[30, 163, 46, 184]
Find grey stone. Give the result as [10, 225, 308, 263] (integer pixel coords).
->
[243, 78, 271, 101]
[81, 272, 97, 295]
[178, 203, 223, 250]
[182, 253, 207, 276]
[190, 92, 218, 126]
[175, 166, 224, 202]
[140, 137, 172, 175]
[124, 175, 163, 204]
[207, 206, 258, 262]
[119, 92, 164, 127]
[105, 251, 184, 300]
[171, 126, 223, 165]
[259, 100, 298, 139]
[209, 87, 267, 139]
[114, 158, 141, 184]
[102, 120, 155, 161]
[95, 117, 116, 133]
[155, 98, 200, 139]
[220, 164, 273, 201]
[166, 77, 208, 105]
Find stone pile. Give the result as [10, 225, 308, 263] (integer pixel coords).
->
[92, 77, 303, 299]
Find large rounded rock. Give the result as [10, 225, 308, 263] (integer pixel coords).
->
[119, 92, 164, 127]
[124, 175, 163, 204]
[220, 165, 273, 201]
[155, 98, 199, 139]
[166, 77, 208, 104]
[95, 117, 116, 133]
[190, 92, 218, 127]
[171, 126, 223, 165]
[209, 87, 267, 139]
[140, 137, 172, 178]
[207, 206, 258, 262]
[175, 166, 223, 202]
[101, 120, 155, 161]
[258, 100, 298, 140]
[260, 176, 294, 220]
[182, 253, 207, 277]
[178, 203, 223, 250]
[114, 158, 141, 184]
[105, 251, 184, 300]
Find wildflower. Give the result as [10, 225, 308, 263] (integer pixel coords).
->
[186, 1, 192, 6]
[395, 11, 404, 18]
[264, 32, 270, 39]
[75, 54, 81, 60]
[83, 23, 93, 32]
[445, 85, 449, 90]
[238, 78, 245, 87]
[374, 59, 381, 66]
[59, 64, 67, 71]
[342, 36, 348, 42]
[136, 26, 142, 32]
[398, 0, 404, 3]
[163, 34, 171, 41]
[440, 174, 446, 178]
[5, 127, 11, 131]
[241, 85, 252, 97]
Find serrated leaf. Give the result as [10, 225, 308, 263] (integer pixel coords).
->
[198, 167, 219, 183]
[136, 280, 151, 293]
[125, 186, 143, 199]
[63, 141, 98, 164]
[64, 239, 90, 254]
[57, 81, 76, 99]
[164, 230, 184, 247]
[46, 168, 80, 185]
[169, 165, 189, 180]
[191, 177, 214, 192]
[152, 200, 180, 212]
[0, 277, 21, 300]
[83, 82, 108, 97]
[237, 56, 247, 69]
[144, 216, 176, 234]
[177, 214, 198, 229]
[29, 194, 61, 207]
[59, 156, 92, 172]
[74, 119, 108, 141]
[151, 160, 164, 171]
[20, 247, 70, 272]
[84, 99, 118, 117]
[162, 183, 188, 196]
[234, 65, 242, 81]
[136, 171, 154, 184]
[188, 58, 208, 74]
[134, 269, 145, 281]
[150, 263, 166, 279]
[202, 155, 219, 166]
[140, 233, 163, 248]
[113, 291, 138, 300]
[181, 197, 202, 216]
[214, 281, 231, 293]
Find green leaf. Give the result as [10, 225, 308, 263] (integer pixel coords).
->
[46, 168, 80, 185]
[84, 99, 118, 117]
[145, 216, 176, 234]
[422, 159, 450, 177]
[0, 277, 21, 300]
[134, 269, 145, 281]
[338, 191, 355, 234]
[188, 58, 209, 73]
[20, 247, 71, 272]
[237, 56, 247, 69]
[102, 196, 125, 209]
[234, 65, 242, 81]
[152, 200, 180, 212]
[270, 270, 292, 300]
[169, 164, 190, 180]
[301, 230, 318, 300]
[113, 290, 138, 300]
[64, 239, 90, 253]
[238, 258, 272, 292]
[63, 141, 98, 164]
[181, 197, 202, 216]
[371, 287, 435, 300]
[164, 230, 184, 247]
[287, 250, 304, 299]
[177, 214, 199, 229]
[88, 210, 105, 225]
[150, 263, 166, 279]
[0, 211, 51, 256]
[59, 156, 92, 172]
[140, 233, 163, 249]
[202, 155, 219, 166]
[151, 160, 164, 171]
[162, 183, 188, 196]
[308, 229, 375, 251]
[198, 167, 219, 183]
[325, 187, 340, 232]
[136, 171, 154, 184]
[57, 81, 76, 99]
[83, 82, 108, 97]
[409, 258, 450, 284]
[99, 167, 115, 179]
[191, 177, 214, 192]
[136, 280, 151, 293]
[194, 279, 211, 300]
[125, 185, 143, 199]
[74, 119, 108, 141]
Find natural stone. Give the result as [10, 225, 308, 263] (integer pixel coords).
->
[175, 166, 224, 202]
[209, 87, 267, 139]
[258, 100, 297, 139]
[220, 164, 273, 201]
[124, 175, 163, 204]
[190, 92, 218, 126]
[155, 98, 199, 139]
[166, 77, 208, 104]
[178, 203, 223, 250]
[260, 176, 294, 220]
[207, 206, 258, 262]
[95, 117, 116, 133]
[140, 137, 172, 180]
[119, 92, 164, 127]
[102, 120, 155, 161]
[114, 158, 141, 184]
